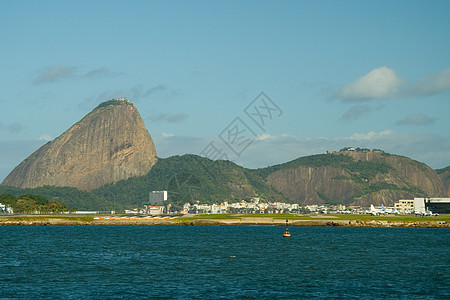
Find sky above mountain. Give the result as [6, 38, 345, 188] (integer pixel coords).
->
[1, 0, 449, 182]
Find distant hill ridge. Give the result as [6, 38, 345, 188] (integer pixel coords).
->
[1, 150, 448, 211]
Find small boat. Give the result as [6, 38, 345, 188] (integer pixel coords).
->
[283, 219, 291, 237]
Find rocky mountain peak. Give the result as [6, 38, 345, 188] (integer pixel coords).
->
[2, 99, 157, 191]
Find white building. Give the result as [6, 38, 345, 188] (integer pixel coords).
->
[0, 203, 13, 214]
[305, 205, 318, 212]
[394, 199, 415, 213]
[147, 206, 165, 215]
[393, 197, 450, 214]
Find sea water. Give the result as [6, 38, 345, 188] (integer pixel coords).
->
[0, 226, 448, 299]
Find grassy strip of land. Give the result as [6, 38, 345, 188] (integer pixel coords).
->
[309, 214, 450, 223]
[0, 215, 96, 223]
[174, 213, 450, 223]
[1, 213, 449, 227]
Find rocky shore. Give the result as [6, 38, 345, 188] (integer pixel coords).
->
[0, 216, 448, 228]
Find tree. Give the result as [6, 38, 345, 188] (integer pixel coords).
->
[0, 193, 17, 206]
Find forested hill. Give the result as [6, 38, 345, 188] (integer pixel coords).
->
[92, 154, 286, 210]
[1, 150, 448, 211]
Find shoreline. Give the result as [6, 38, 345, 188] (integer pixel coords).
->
[0, 215, 448, 228]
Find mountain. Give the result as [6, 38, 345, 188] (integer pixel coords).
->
[2, 99, 157, 191]
[1, 154, 286, 211]
[55, 150, 450, 210]
[436, 166, 450, 197]
[2, 121, 449, 210]
[257, 149, 447, 207]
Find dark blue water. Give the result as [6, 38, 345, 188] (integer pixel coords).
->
[0, 226, 448, 299]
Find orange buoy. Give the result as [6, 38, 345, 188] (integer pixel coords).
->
[283, 219, 291, 237]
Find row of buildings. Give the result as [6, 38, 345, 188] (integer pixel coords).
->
[162, 196, 450, 216]
[122, 191, 450, 216]
[181, 198, 308, 214]
[3, 191, 448, 216]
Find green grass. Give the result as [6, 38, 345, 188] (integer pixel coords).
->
[325, 214, 450, 222]
[173, 213, 450, 223]
[173, 214, 239, 222]
[1, 215, 96, 222]
[2, 213, 449, 225]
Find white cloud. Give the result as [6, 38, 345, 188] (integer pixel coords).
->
[408, 68, 450, 97]
[39, 134, 52, 141]
[347, 130, 394, 141]
[336, 67, 450, 101]
[255, 133, 276, 140]
[161, 132, 174, 137]
[336, 66, 404, 101]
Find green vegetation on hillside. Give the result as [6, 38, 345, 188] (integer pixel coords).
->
[0, 185, 110, 211]
[346, 160, 393, 180]
[256, 153, 393, 181]
[317, 192, 339, 205]
[0, 193, 69, 214]
[255, 153, 353, 179]
[435, 166, 450, 174]
[436, 166, 450, 181]
[93, 155, 287, 211]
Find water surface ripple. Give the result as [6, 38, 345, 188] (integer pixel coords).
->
[0, 226, 448, 299]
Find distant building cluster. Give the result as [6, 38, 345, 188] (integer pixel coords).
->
[125, 191, 170, 215]
[0, 203, 13, 214]
[181, 197, 304, 214]
[123, 191, 450, 216]
[180, 198, 346, 215]
[363, 197, 450, 216]
[181, 197, 300, 214]
[338, 147, 383, 153]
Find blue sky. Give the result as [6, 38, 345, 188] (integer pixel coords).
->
[1, 0, 450, 182]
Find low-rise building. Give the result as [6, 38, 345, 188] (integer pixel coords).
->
[393, 197, 450, 214]
[424, 198, 450, 214]
[146, 206, 165, 215]
[394, 199, 415, 213]
[0, 203, 13, 214]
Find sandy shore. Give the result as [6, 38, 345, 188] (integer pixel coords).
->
[0, 216, 448, 228]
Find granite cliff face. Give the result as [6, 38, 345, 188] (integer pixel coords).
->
[263, 150, 447, 206]
[436, 167, 450, 197]
[2, 99, 157, 191]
